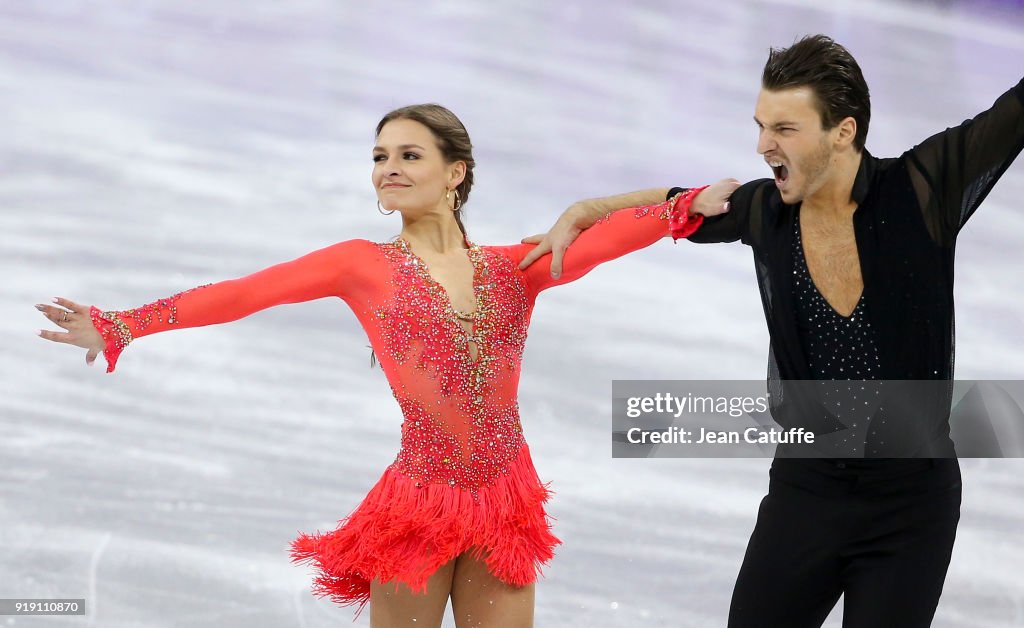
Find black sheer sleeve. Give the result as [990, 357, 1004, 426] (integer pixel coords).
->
[905, 77, 1024, 243]
[671, 179, 767, 249]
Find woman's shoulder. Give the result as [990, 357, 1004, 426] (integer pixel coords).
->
[477, 242, 536, 268]
[305, 239, 393, 270]
[321, 238, 392, 255]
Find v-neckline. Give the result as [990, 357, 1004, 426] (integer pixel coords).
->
[795, 211, 864, 320]
[393, 236, 485, 363]
[395, 236, 481, 316]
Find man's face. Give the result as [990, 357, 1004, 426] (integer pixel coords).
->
[755, 87, 835, 204]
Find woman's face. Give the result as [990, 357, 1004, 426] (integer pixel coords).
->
[373, 118, 462, 214]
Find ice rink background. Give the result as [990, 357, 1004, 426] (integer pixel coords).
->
[3, 0, 1024, 626]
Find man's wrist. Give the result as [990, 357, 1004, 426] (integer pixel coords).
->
[566, 201, 605, 228]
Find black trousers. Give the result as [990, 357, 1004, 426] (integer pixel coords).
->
[728, 458, 962, 628]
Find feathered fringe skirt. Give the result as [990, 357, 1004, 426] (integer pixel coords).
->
[289, 444, 560, 611]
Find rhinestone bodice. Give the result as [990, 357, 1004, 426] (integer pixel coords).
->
[371, 240, 532, 490]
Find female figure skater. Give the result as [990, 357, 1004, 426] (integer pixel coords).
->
[35, 103, 734, 627]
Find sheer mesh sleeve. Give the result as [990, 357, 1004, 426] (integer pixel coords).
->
[90, 239, 374, 372]
[504, 194, 704, 297]
[682, 179, 764, 249]
[906, 77, 1024, 242]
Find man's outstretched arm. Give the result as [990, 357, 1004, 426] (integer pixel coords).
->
[519, 180, 739, 277]
[907, 76, 1024, 238]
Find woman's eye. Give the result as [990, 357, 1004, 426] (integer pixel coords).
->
[404, 153, 420, 160]
[373, 154, 386, 162]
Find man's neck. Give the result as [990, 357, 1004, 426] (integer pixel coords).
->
[801, 150, 863, 220]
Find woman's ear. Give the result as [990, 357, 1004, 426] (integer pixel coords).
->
[448, 161, 467, 189]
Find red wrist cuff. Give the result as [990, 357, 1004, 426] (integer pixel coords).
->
[89, 306, 132, 373]
[668, 185, 708, 242]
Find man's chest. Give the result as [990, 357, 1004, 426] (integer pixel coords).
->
[798, 215, 864, 317]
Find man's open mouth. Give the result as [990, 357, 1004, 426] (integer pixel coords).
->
[769, 161, 789, 184]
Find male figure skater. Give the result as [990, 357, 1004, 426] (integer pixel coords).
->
[521, 35, 1024, 626]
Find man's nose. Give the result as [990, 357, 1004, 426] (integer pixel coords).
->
[757, 130, 774, 155]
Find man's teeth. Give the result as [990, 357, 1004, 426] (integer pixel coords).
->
[769, 161, 788, 183]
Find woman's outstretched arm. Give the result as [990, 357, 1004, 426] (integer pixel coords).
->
[36, 239, 374, 372]
[517, 179, 739, 279]
[510, 180, 738, 295]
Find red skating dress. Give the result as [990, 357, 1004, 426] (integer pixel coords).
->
[89, 193, 703, 610]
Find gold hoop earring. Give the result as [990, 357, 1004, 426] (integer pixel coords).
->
[452, 189, 462, 212]
[377, 201, 395, 216]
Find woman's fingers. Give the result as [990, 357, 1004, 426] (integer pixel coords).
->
[38, 328, 73, 343]
[52, 296, 85, 313]
[36, 299, 100, 346]
[36, 299, 104, 366]
[36, 303, 73, 327]
[38, 323, 102, 365]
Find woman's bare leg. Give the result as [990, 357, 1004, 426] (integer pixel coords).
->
[449, 550, 535, 628]
[369, 558, 456, 628]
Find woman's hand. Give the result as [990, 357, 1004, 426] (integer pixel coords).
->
[36, 297, 105, 366]
[691, 178, 741, 217]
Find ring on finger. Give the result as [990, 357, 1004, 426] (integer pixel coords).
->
[62, 311, 69, 322]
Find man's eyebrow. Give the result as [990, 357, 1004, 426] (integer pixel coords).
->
[754, 117, 799, 128]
